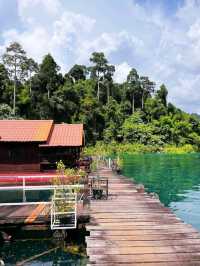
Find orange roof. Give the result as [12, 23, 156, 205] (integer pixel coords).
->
[40, 124, 84, 147]
[0, 120, 53, 142]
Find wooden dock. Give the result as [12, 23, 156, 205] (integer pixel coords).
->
[0, 202, 89, 230]
[0, 203, 50, 228]
[86, 167, 200, 265]
[0, 180, 89, 231]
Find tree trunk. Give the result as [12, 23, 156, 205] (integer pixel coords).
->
[13, 79, 16, 115]
[141, 90, 144, 110]
[132, 93, 135, 114]
[97, 72, 100, 101]
[29, 71, 32, 94]
[97, 80, 100, 101]
[107, 83, 110, 103]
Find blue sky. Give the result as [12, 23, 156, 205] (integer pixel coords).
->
[0, 0, 200, 113]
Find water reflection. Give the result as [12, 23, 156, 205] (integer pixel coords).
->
[0, 190, 52, 203]
[122, 153, 200, 231]
[0, 239, 87, 265]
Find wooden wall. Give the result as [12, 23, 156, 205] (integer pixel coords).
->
[40, 146, 81, 170]
[0, 142, 40, 172]
[0, 163, 40, 172]
[0, 143, 82, 172]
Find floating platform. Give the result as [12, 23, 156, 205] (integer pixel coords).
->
[86, 167, 200, 265]
[0, 202, 89, 231]
[0, 172, 89, 232]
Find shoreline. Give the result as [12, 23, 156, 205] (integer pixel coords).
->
[84, 143, 198, 157]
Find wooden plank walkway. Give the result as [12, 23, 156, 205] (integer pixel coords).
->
[86, 167, 200, 265]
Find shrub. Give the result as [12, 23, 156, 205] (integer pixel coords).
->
[163, 144, 197, 154]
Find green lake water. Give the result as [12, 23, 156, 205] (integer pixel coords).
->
[122, 153, 200, 231]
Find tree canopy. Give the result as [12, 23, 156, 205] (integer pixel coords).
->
[0, 42, 200, 148]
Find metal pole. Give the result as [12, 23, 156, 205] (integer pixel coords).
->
[106, 178, 108, 199]
[108, 158, 111, 169]
[22, 177, 26, 202]
[51, 201, 53, 229]
[75, 193, 77, 228]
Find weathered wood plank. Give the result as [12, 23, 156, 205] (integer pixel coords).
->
[0, 206, 19, 218]
[87, 245, 200, 255]
[86, 238, 200, 247]
[87, 223, 193, 229]
[88, 253, 200, 263]
[87, 262, 200, 266]
[87, 233, 200, 241]
[90, 209, 172, 214]
[25, 204, 46, 223]
[90, 219, 181, 224]
[87, 167, 200, 265]
[7, 205, 36, 218]
[90, 228, 198, 236]
[89, 213, 177, 219]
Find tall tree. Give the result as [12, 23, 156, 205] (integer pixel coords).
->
[89, 52, 114, 101]
[139, 76, 155, 110]
[126, 68, 139, 113]
[156, 84, 168, 107]
[24, 58, 38, 94]
[103, 64, 115, 103]
[2, 42, 27, 114]
[38, 54, 62, 99]
[68, 64, 87, 82]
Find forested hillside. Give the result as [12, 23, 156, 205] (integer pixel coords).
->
[1, 42, 200, 149]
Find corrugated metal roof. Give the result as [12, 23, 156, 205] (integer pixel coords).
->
[40, 124, 83, 147]
[0, 120, 53, 142]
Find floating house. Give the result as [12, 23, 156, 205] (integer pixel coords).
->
[0, 120, 84, 172]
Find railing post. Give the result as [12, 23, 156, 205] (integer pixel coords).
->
[51, 201, 53, 229]
[74, 193, 77, 228]
[108, 158, 111, 169]
[22, 177, 26, 202]
[106, 178, 108, 199]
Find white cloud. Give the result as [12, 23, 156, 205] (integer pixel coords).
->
[1, 27, 50, 59]
[53, 11, 95, 38]
[169, 73, 200, 112]
[188, 20, 200, 40]
[17, 0, 61, 25]
[127, 0, 200, 113]
[114, 62, 132, 83]
[76, 31, 144, 64]
[1, 2, 96, 70]
[176, 0, 200, 25]
[76, 32, 126, 63]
